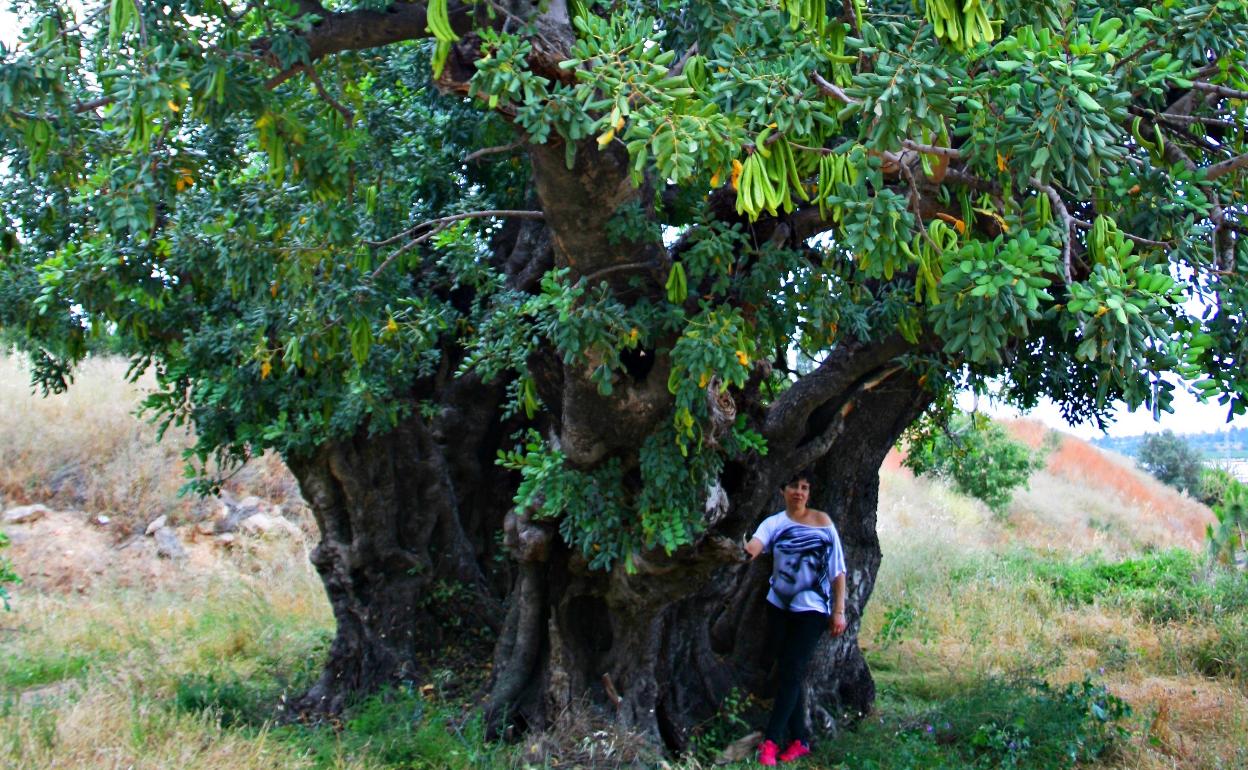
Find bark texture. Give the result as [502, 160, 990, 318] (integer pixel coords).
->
[285, 372, 514, 714]
[483, 350, 932, 751]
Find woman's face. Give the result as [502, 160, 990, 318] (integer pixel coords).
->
[784, 479, 811, 509]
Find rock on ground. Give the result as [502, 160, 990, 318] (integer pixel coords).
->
[153, 526, 187, 560]
[238, 512, 300, 537]
[3, 504, 50, 524]
[716, 732, 763, 765]
[1, 509, 219, 594]
[214, 495, 277, 534]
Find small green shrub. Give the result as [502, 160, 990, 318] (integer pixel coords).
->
[0, 532, 18, 611]
[876, 601, 933, 651]
[821, 676, 1132, 770]
[0, 651, 93, 690]
[903, 412, 1044, 515]
[686, 687, 760, 762]
[1207, 483, 1248, 567]
[1199, 466, 1240, 509]
[173, 672, 274, 729]
[1022, 549, 1198, 604]
[1009, 548, 1248, 623]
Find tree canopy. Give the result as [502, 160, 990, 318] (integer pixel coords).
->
[3, 0, 1248, 741]
[4, 0, 1246, 534]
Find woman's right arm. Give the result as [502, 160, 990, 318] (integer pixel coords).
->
[745, 537, 765, 559]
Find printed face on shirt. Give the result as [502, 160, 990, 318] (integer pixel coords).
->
[784, 479, 810, 509]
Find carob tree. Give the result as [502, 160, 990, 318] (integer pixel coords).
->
[3, 0, 1247, 753]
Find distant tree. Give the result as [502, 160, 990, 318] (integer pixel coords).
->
[903, 412, 1044, 515]
[1138, 431, 1204, 494]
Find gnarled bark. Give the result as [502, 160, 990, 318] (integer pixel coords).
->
[483, 347, 932, 751]
[285, 372, 514, 714]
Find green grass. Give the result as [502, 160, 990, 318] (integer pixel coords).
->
[974, 548, 1248, 622]
[815, 676, 1132, 770]
[172, 672, 514, 769]
[275, 689, 509, 769]
[0, 651, 96, 690]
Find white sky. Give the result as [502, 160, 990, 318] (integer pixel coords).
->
[960, 385, 1248, 440]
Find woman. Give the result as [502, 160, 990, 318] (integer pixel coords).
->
[745, 470, 847, 765]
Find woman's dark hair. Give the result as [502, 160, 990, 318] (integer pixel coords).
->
[782, 469, 813, 488]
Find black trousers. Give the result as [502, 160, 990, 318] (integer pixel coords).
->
[764, 603, 827, 744]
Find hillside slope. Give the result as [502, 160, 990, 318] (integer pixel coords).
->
[881, 419, 1214, 557]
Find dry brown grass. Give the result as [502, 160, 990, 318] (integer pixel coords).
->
[1007, 419, 1213, 549]
[0, 534, 335, 770]
[0, 354, 307, 534]
[871, 447, 1248, 769]
[1106, 676, 1248, 769]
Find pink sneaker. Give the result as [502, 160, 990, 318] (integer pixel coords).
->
[779, 740, 811, 762]
[758, 739, 780, 766]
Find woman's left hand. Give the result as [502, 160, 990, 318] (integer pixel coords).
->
[830, 612, 847, 637]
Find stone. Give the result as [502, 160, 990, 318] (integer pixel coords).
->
[238, 513, 275, 535]
[19, 682, 75, 707]
[214, 495, 273, 534]
[239, 512, 301, 538]
[3, 504, 49, 524]
[214, 532, 236, 547]
[153, 526, 186, 560]
[195, 520, 216, 536]
[144, 515, 168, 536]
[92, 515, 111, 526]
[715, 732, 762, 765]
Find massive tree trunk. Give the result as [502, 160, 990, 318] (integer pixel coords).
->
[283, 127, 932, 756]
[477, 136, 936, 750]
[282, 211, 555, 715]
[284, 368, 517, 714]
[483, 359, 930, 749]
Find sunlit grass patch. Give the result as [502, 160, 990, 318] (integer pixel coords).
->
[0, 650, 94, 691]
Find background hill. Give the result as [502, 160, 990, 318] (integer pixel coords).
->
[1093, 426, 1248, 461]
[2, 355, 1245, 769]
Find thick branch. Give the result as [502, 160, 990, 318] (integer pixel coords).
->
[305, 3, 439, 61]
[255, 1, 473, 65]
[1192, 81, 1248, 101]
[465, 140, 525, 163]
[811, 71, 860, 105]
[790, 366, 904, 469]
[1205, 152, 1248, 182]
[527, 138, 660, 283]
[763, 336, 912, 445]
